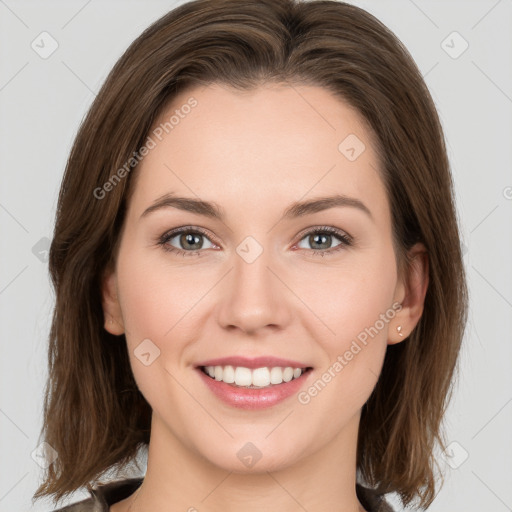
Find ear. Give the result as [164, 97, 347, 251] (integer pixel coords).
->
[101, 266, 125, 336]
[389, 242, 429, 345]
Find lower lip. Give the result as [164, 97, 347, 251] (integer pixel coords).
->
[196, 367, 313, 410]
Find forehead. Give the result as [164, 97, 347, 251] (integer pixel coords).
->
[129, 83, 389, 225]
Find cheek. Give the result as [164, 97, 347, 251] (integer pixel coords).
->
[115, 251, 200, 414]
[117, 233, 397, 351]
[303, 246, 398, 342]
[116, 244, 205, 342]
[300, 245, 397, 400]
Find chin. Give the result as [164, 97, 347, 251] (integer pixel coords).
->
[190, 433, 304, 473]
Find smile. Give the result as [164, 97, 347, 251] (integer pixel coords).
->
[200, 365, 311, 388]
[196, 365, 314, 410]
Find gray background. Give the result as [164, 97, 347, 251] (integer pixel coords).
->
[1, 1, 511, 510]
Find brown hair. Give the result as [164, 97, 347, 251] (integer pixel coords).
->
[33, 0, 469, 509]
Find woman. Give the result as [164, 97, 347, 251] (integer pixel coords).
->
[33, 0, 468, 511]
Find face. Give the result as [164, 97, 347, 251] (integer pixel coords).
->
[103, 83, 411, 473]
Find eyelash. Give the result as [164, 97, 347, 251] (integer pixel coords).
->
[156, 225, 353, 258]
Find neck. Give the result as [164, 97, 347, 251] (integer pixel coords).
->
[116, 410, 366, 512]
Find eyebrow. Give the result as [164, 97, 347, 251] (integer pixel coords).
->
[139, 192, 373, 222]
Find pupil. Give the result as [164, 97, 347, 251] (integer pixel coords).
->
[311, 233, 330, 250]
[181, 233, 202, 250]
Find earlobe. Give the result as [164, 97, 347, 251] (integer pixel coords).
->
[101, 268, 125, 336]
[389, 242, 429, 345]
[388, 323, 406, 345]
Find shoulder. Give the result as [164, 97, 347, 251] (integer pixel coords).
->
[49, 496, 97, 512]
[48, 478, 391, 512]
[356, 483, 395, 512]
[49, 477, 144, 512]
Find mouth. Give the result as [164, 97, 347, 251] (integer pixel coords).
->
[198, 364, 314, 389]
[195, 363, 315, 410]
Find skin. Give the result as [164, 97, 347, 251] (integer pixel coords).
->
[103, 83, 428, 512]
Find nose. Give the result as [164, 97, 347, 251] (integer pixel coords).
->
[216, 243, 292, 335]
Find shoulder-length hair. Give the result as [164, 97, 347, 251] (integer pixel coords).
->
[33, 0, 469, 509]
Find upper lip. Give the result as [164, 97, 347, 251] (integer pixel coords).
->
[195, 356, 312, 370]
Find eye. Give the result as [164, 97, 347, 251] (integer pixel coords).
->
[157, 225, 353, 258]
[157, 226, 216, 257]
[295, 226, 352, 257]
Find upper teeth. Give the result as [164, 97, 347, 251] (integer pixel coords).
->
[203, 365, 306, 387]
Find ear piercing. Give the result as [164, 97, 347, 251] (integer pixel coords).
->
[397, 325, 403, 337]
